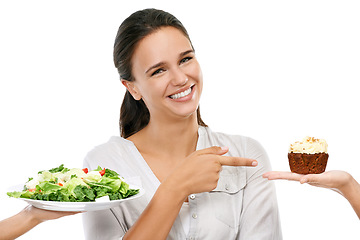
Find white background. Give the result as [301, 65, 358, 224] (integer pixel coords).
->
[1, 1, 359, 239]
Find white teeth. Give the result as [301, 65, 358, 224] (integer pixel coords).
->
[169, 87, 192, 99]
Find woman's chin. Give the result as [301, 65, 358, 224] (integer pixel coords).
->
[172, 106, 199, 120]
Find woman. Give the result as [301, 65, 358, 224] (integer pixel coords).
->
[263, 170, 360, 219]
[83, 8, 282, 239]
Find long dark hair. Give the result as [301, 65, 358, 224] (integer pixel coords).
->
[113, 8, 207, 138]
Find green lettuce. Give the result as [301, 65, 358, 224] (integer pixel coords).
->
[7, 165, 140, 202]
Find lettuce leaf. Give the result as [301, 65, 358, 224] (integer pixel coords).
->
[7, 165, 140, 202]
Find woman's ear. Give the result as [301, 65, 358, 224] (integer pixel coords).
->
[121, 80, 142, 100]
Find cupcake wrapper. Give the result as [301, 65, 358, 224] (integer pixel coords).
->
[288, 152, 329, 174]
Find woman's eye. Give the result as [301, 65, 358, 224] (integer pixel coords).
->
[151, 68, 165, 76]
[180, 57, 192, 64]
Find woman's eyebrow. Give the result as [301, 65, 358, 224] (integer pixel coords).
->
[145, 61, 165, 74]
[180, 49, 194, 57]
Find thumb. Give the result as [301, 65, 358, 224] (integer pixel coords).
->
[196, 146, 229, 156]
[300, 174, 319, 184]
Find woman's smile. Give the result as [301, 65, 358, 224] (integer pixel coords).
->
[168, 84, 195, 101]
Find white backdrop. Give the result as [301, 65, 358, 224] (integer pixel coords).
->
[1, 1, 359, 239]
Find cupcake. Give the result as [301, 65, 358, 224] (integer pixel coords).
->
[288, 137, 329, 174]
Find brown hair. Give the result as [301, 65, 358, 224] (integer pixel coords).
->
[113, 8, 207, 138]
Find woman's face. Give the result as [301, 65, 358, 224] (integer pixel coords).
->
[128, 26, 203, 123]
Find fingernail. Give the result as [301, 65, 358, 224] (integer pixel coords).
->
[221, 146, 229, 151]
[252, 160, 258, 166]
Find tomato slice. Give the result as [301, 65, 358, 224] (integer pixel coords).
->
[99, 168, 106, 176]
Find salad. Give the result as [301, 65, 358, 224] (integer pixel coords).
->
[7, 164, 139, 202]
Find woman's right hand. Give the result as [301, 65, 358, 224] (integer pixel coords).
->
[163, 146, 257, 197]
[122, 146, 258, 240]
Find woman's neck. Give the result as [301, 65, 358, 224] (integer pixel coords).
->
[128, 114, 199, 159]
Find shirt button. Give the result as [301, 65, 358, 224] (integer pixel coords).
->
[192, 213, 197, 219]
[189, 194, 195, 200]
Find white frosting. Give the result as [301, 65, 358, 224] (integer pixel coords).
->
[289, 136, 328, 154]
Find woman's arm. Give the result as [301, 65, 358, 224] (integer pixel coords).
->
[123, 181, 186, 240]
[263, 170, 360, 219]
[0, 206, 78, 240]
[123, 146, 257, 240]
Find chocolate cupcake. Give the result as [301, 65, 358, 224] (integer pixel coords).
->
[288, 137, 329, 174]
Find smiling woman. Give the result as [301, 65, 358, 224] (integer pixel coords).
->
[82, 8, 282, 240]
[122, 26, 203, 122]
[113, 9, 207, 139]
[126, 27, 202, 125]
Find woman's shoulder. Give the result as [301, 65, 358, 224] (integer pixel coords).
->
[88, 136, 132, 154]
[83, 136, 135, 168]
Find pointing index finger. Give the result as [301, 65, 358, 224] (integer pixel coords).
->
[218, 156, 258, 167]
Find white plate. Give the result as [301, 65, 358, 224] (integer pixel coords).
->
[7, 184, 145, 212]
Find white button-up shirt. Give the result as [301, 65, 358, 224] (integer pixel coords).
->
[83, 126, 282, 239]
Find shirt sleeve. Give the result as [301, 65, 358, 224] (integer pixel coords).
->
[237, 137, 282, 240]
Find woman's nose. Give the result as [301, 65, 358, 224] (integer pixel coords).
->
[171, 68, 188, 86]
